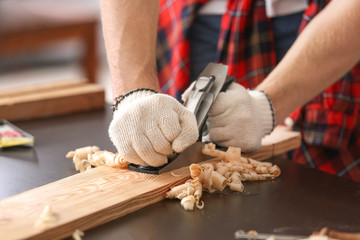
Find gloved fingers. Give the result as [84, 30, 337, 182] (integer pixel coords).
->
[209, 127, 261, 153]
[181, 81, 196, 103]
[159, 110, 181, 142]
[172, 109, 199, 152]
[207, 108, 235, 128]
[108, 120, 147, 165]
[208, 92, 228, 116]
[209, 83, 249, 116]
[208, 90, 242, 117]
[132, 135, 168, 167]
[221, 139, 261, 153]
[116, 142, 148, 166]
[145, 128, 173, 156]
[208, 126, 232, 143]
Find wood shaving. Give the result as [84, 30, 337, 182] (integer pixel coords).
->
[34, 205, 57, 229]
[196, 200, 205, 209]
[266, 236, 276, 240]
[166, 143, 281, 211]
[170, 171, 182, 177]
[66, 146, 129, 172]
[72, 229, 84, 240]
[248, 230, 258, 235]
[181, 195, 196, 211]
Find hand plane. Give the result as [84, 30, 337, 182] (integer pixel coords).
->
[128, 63, 233, 174]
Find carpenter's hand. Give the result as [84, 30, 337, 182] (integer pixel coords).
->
[208, 83, 274, 152]
[109, 90, 199, 166]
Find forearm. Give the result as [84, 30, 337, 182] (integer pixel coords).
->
[100, 0, 160, 98]
[257, 0, 360, 124]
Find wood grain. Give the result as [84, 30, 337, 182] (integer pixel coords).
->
[0, 126, 301, 240]
[244, 126, 301, 160]
[0, 81, 105, 121]
[0, 167, 191, 240]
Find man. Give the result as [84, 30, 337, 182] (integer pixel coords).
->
[101, 0, 360, 181]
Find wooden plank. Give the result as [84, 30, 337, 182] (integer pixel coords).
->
[0, 167, 191, 240]
[244, 126, 301, 160]
[0, 79, 87, 98]
[0, 127, 301, 240]
[0, 82, 105, 121]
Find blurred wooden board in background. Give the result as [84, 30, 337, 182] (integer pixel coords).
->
[0, 80, 105, 121]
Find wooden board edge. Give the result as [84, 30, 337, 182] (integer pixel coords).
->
[0, 79, 88, 98]
[0, 84, 105, 121]
[244, 132, 301, 161]
[28, 177, 188, 240]
[0, 167, 191, 240]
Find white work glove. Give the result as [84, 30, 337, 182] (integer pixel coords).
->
[208, 83, 275, 152]
[109, 90, 199, 167]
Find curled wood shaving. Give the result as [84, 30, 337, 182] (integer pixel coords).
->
[166, 182, 192, 199]
[166, 143, 281, 211]
[196, 200, 205, 209]
[72, 229, 84, 240]
[181, 195, 196, 211]
[66, 146, 129, 172]
[34, 205, 57, 229]
[167, 179, 203, 211]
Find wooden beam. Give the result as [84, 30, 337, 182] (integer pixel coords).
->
[244, 126, 301, 160]
[0, 81, 105, 121]
[0, 79, 87, 98]
[0, 167, 190, 240]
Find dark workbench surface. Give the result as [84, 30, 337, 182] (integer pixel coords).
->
[1, 107, 360, 240]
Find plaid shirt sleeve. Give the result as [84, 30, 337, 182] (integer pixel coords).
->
[156, 0, 360, 182]
[289, 0, 360, 181]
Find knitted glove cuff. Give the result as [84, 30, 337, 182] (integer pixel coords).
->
[111, 88, 157, 112]
[248, 90, 275, 135]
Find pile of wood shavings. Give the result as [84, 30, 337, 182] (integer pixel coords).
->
[66, 144, 281, 211]
[166, 143, 281, 211]
[66, 146, 128, 172]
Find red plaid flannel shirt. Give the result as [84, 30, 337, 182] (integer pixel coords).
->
[156, 0, 360, 182]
